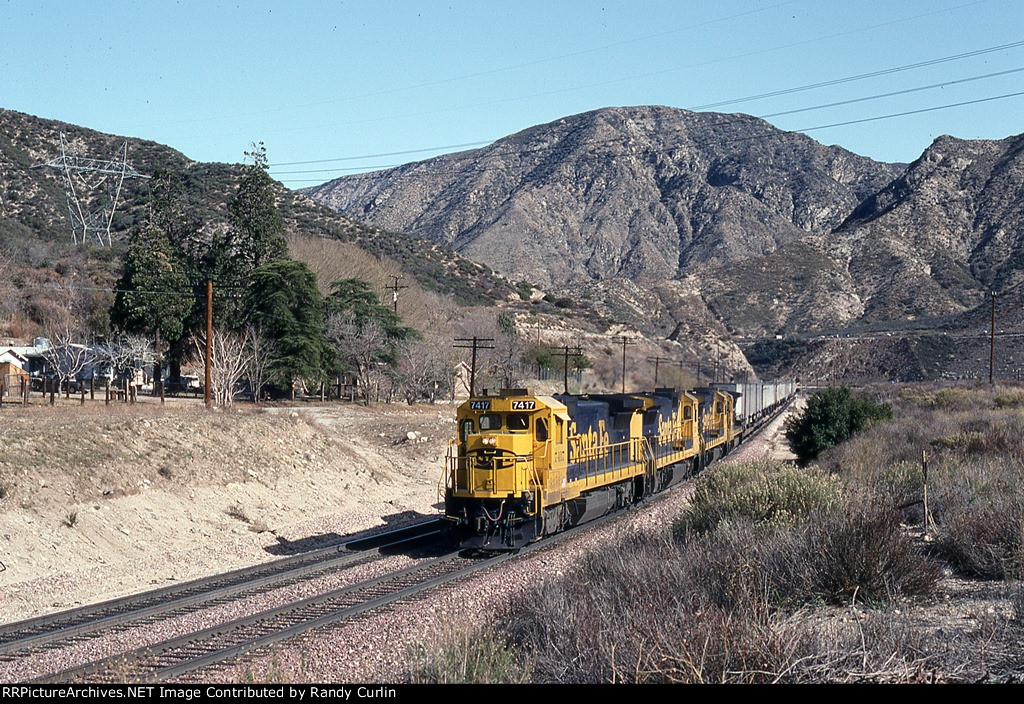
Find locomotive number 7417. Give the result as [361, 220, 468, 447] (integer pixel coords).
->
[511, 401, 536, 410]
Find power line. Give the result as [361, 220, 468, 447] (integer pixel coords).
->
[690, 39, 1024, 110]
[792, 90, 1024, 133]
[271, 40, 1024, 173]
[275, 87, 1024, 184]
[271, 68, 1024, 179]
[758, 67, 1024, 120]
[270, 140, 495, 168]
[243, 0, 991, 146]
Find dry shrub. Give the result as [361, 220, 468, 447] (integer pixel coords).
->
[493, 506, 939, 684]
[993, 391, 1024, 409]
[933, 461, 1024, 579]
[225, 503, 251, 524]
[1012, 582, 1024, 622]
[407, 627, 530, 684]
[798, 501, 941, 605]
[501, 531, 782, 683]
[678, 461, 841, 535]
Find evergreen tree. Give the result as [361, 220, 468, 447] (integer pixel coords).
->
[324, 278, 417, 353]
[111, 224, 194, 344]
[243, 259, 331, 389]
[227, 142, 288, 270]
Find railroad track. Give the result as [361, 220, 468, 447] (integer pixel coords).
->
[0, 518, 444, 661]
[19, 399, 798, 683]
[37, 549, 517, 683]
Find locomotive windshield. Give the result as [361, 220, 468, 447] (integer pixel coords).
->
[459, 419, 475, 441]
[479, 413, 502, 430]
[507, 413, 530, 431]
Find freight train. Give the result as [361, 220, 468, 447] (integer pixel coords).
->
[441, 381, 796, 549]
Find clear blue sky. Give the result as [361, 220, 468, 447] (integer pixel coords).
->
[2, 0, 1022, 185]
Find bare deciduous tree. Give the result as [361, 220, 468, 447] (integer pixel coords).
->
[191, 326, 274, 406]
[192, 328, 247, 406]
[326, 313, 389, 405]
[40, 326, 94, 399]
[397, 338, 452, 404]
[93, 332, 155, 400]
[243, 326, 276, 403]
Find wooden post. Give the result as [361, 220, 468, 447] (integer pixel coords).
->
[49, 378, 55, 405]
[80, 383, 85, 406]
[105, 379, 110, 406]
[205, 279, 213, 409]
[989, 291, 996, 385]
[922, 450, 934, 536]
[21, 377, 27, 406]
[90, 377, 95, 400]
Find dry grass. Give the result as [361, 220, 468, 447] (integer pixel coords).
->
[407, 627, 531, 684]
[823, 386, 1024, 581]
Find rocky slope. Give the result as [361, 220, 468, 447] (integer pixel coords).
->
[308, 107, 1024, 381]
[306, 106, 902, 290]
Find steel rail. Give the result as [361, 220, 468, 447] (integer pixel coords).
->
[0, 518, 443, 657]
[38, 549, 512, 683]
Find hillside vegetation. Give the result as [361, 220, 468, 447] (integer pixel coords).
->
[0, 108, 512, 342]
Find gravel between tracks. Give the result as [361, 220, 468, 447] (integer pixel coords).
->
[0, 551, 426, 682]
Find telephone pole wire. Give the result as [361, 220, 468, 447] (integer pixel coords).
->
[454, 337, 495, 397]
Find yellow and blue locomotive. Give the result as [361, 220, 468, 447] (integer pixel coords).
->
[441, 383, 780, 549]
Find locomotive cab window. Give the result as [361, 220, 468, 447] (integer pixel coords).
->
[683, 407, 692, 420]
[459, 419, 475, 442]
[535, 418, 549, 442]
[507, 413, 530, 431]
[716, 401, 723, 414]
[479, 413, 502, 431]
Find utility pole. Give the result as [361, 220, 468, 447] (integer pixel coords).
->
[989, 291, 996, 385]
[205, 280, 213, 409]
[616, 336, 636, 394]
[648, 356, 670, 387]
[454, 337, 494, 397]
[552, 345, 583, 394]
[385, 275, 409, 314]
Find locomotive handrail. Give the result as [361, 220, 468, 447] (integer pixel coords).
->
[439, 438, 457, 505]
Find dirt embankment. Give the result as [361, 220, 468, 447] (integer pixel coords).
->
[0, 400, 454, 622]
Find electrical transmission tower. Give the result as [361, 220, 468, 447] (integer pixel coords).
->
[32, 133, 147, 246]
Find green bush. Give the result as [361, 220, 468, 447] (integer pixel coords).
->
[676, 461, 841, 535]
[785, 387, 892, 465]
